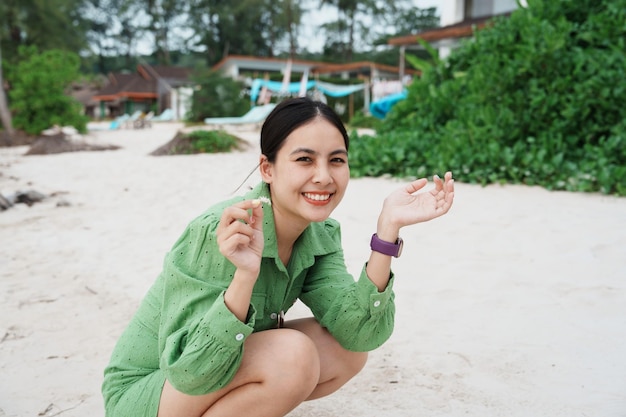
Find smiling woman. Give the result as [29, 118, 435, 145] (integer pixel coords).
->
[102, 97, 455, 417]
[260, 113, 350, 227]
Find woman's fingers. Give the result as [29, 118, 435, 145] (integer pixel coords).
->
[405, 178, 428, 194]
[218, 200, 263, 229]
[217, 199, 265, 248]
[443, 171, 454, 193]
[249, 199, 264, 230]
[219, 228, 255, 256]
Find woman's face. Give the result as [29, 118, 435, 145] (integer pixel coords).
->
[260, 117, 349, 228]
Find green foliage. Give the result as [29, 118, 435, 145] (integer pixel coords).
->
[404, 38, 441, 72]
[185, 130, 240, 154]
[0, 0, 88, 63]
[188, 70, 250, 122]
[9, 47, 89, 135]
[349, 0, 626, 195]
[348, 110, 383, 130]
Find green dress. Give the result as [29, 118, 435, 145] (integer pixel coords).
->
[102, 182, 396, 417]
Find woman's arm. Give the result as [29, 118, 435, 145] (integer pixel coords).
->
[156, 198, 266, 395]
[216, 199, 265, 322]
[299, 223, 395, 352]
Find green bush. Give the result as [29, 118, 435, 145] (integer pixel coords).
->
[188, 70, 250, 122]
[9, 47, 89, 135]
[349, 0, 626, 195]
[348, 109, 383, 130]
[187, 130, 240, 153]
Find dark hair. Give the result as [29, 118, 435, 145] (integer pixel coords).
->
[260, 97, 349, 162]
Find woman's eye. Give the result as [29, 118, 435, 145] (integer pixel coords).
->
[296, 156, 312, 162]
[331, 157, 347, 164]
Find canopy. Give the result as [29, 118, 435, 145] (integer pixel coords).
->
[369, 91, 408, 119]
[249, 78, 366, 103]
[314, 81, 366, 98]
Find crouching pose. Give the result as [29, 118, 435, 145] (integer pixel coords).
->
[102, 97, 455, 417]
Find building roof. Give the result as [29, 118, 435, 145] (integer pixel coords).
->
[388, 13, 511, 46]
[212, 55, 320, 76]
[92, 64, 192, 101]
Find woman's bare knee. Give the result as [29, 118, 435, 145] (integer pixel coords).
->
[264, 329, 321, 397]
[284, 318, 369, 400]
[158, 328, 321, 417]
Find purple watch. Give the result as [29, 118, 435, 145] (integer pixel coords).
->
[370, 234, 403, 257]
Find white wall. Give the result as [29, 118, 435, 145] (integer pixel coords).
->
[436, 0, 520, 58]
[493, 0, 519, 14]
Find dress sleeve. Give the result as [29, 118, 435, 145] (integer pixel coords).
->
[157, 214, 255, 395]
[299, 227, 396, 352]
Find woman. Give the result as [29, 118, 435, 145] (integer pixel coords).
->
[102, 97, 455, 417]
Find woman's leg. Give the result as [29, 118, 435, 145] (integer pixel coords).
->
[157, 318, 367, 417]
[283, 318, 368, 400]
[158, 328, 320, 417]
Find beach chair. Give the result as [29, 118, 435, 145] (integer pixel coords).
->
[152, 109, 174, 122]
[109, 114, 130, 130]
[134, 111, 154, 129]
[204, 104, 277, 129]
[124, 111, 143, 128]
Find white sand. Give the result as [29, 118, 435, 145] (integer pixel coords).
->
[1, 122, 625, 417]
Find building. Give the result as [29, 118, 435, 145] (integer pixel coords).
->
[212, 55, 417, 115]
[92, 64, 194, 120]
[212, 55, 416, 82]
[389, 0, 524, 63]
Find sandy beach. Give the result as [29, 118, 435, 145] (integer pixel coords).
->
[1, 122, 625, 417]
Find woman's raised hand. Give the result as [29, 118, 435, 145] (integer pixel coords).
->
[216, 199, 265, 274]
[380, 171, 455, 230]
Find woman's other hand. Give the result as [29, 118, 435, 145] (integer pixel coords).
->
[216, 199, 265, 275]
[379, 171, 455, 231]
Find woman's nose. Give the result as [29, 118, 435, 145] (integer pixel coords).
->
[313, 163, 333, 184]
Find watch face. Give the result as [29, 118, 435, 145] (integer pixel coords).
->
[396, 238, 404, 257]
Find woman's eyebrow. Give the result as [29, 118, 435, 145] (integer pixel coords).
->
[290, 147, 316, 155]
[290, 148, 348, 156]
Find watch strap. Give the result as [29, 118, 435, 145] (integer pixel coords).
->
[370, 233, 403, 257]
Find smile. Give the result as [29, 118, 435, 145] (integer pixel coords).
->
[303, 192, 333, 204]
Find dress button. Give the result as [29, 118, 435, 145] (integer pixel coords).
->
[235, 333, 244, 341]
[373, 300, 381, 307]
[270, 313, 278, 320]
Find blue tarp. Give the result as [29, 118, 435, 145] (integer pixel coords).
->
[314, 81, 366, 98]
[369, 91, 408, 119]
[250, 79, 365, 103]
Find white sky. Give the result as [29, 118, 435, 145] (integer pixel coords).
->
[300, 0, 443, 52]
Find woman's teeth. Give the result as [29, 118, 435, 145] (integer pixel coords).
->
[304, 193, 330, 201]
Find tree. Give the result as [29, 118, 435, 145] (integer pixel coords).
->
[188, 69, 249, 121]
[141, 0, 192, 65]
[0, 0, 89, 60]
[185, 0, 306, 65]
[10, 47, 89, 135]
[84, 0, 149, 72]
[0, 42, 14, 136]
[0, 0, 90, 136]
[319, 0, 361, 61]
[371, 6, 439, 46]
[318, 0, 426, 61]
